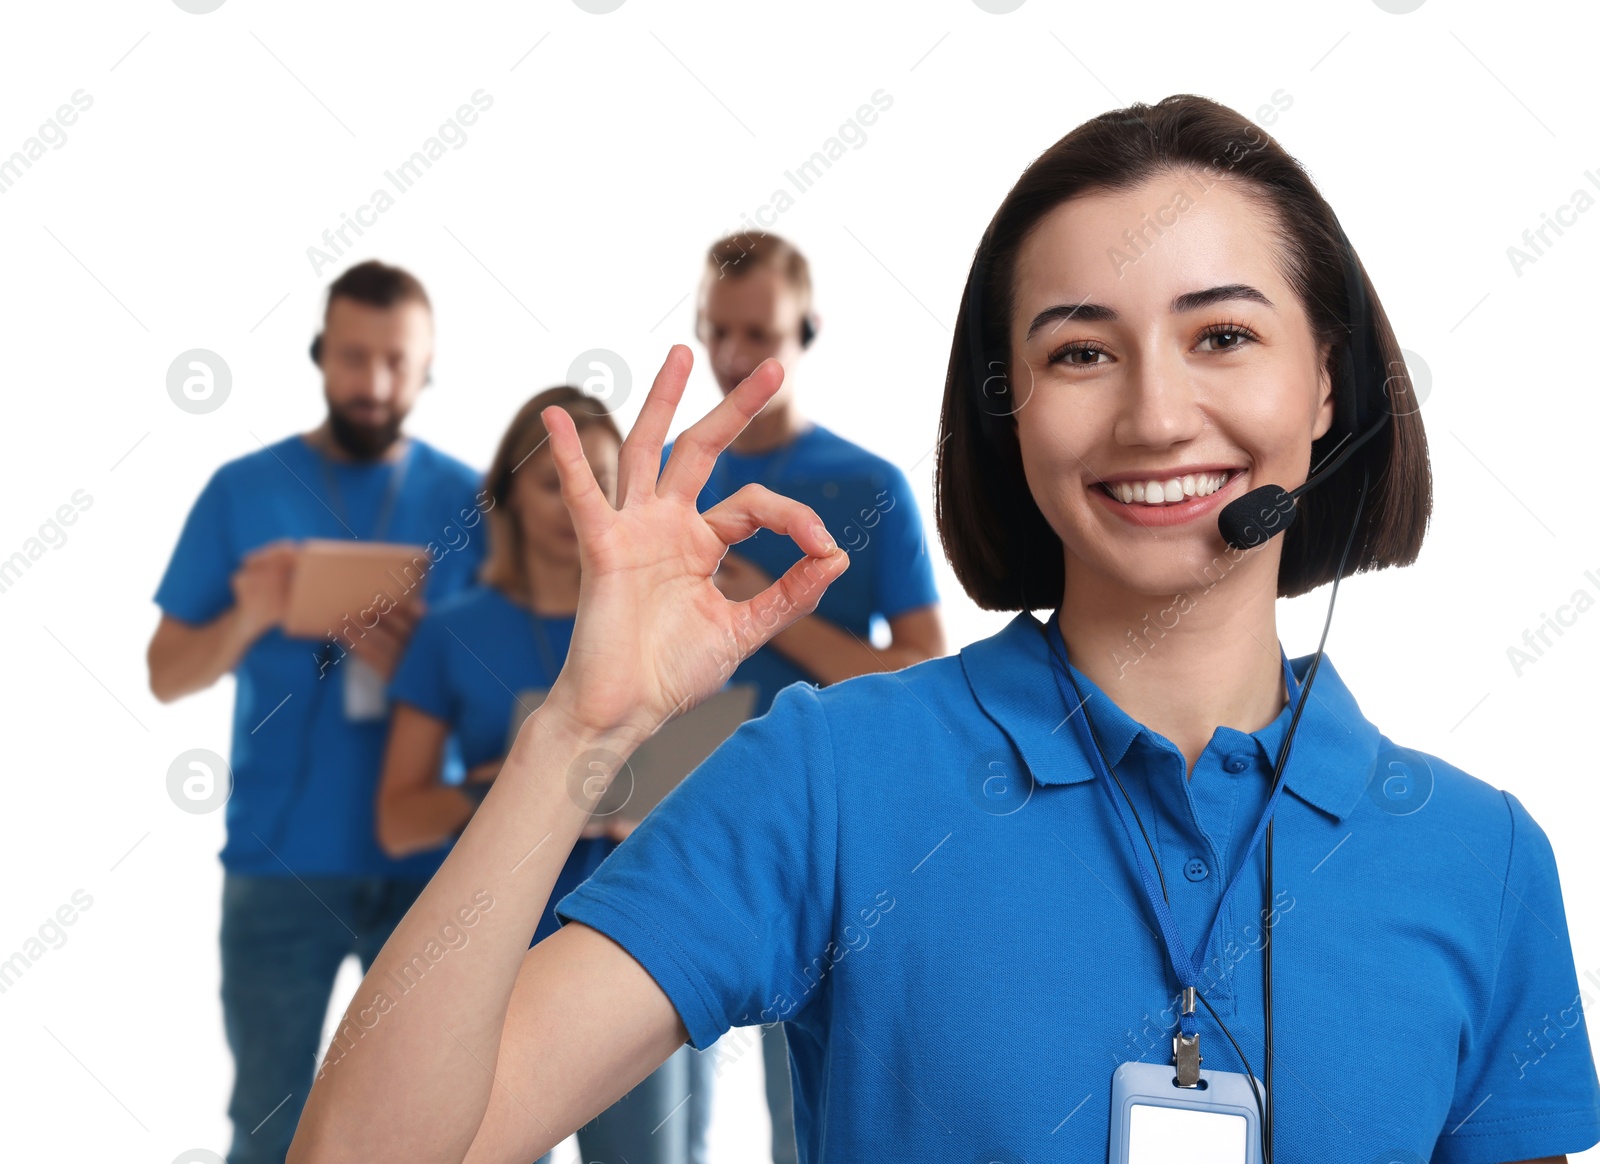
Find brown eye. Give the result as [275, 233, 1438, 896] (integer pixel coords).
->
[1046, 343, 1110, 367]
[1195, 322, 1260, 352]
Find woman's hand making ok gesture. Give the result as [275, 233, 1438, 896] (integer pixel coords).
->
[536, 344, 849, 747]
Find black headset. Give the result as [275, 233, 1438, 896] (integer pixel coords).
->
[1327, 225, 1385, 457]
[310, 332, 434, 386]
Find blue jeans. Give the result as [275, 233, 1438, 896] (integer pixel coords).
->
[679, 1027, 796, 1164]
[685, 1036, 716, 1164]
[219, 872, 429, 1164]
[761, 1023, 800, 1164]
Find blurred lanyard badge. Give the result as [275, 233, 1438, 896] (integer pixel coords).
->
[1044, 640, 1266, 1164]
[343, 657, 388, 721]
[316, 440, 413, 723]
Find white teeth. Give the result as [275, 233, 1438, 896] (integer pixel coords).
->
[1106, 471, 1232, 506]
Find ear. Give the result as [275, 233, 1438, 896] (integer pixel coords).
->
[1311, 341, 1337, 442]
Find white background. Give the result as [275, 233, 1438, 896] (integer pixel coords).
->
[1, 0, 1596, 1159]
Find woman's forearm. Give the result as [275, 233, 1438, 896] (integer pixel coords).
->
[290, 692, 642, 1162]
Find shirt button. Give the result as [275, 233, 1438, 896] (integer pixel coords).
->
[1224, 754, 1250, 774]
[1183, 857, 1209, 882]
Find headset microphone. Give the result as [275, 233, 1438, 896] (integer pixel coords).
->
[1216, 411, 1384, 550]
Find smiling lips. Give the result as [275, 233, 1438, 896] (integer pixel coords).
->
[1097, 469, 1238, 507]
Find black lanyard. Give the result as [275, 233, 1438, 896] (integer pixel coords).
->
[314, 437, 413, 541]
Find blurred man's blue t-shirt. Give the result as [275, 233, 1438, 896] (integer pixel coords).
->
[152, 434, 487, 879]
[386, 584, 617, 946]
[661, 421, 939, 716]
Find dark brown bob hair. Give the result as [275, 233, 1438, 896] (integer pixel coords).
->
[935, 93, 1431, 610]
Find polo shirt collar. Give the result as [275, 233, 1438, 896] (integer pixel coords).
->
[958, 611, 1380, 822]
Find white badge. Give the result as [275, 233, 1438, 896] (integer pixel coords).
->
[343, 655, 389, 722]
[1110, 1061, 1259, 1164]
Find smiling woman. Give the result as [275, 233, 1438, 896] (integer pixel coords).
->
[290, 94, 1600, 1164]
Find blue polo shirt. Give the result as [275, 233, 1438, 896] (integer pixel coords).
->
[555, 610, 1600, 1162]
[152, 434, 488, 879]
[386, 585, 616, 945]
[661, 423, 939, 716]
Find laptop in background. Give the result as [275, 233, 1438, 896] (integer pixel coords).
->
[505, 684, 760, 819]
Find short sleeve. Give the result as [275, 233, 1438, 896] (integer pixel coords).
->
[866, 465, 939, 621]
[153, 468, 238, 625]
[553, 681, 839, 1050]
[1433, 791, 1600, 1163]
[386, 611, 456, 724]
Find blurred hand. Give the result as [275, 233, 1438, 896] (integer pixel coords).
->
[347, 592, 426, 682]
[464, 758, 502, 786]
[231, 540, 298, 639]
[712, 552, 772, 605]
[579, 817, 640, 842]
[535, 345, 848, 744]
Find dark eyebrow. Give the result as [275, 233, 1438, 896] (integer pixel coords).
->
[1024, 284, 1274, 340]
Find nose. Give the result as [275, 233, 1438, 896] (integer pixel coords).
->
[711, 340, 756, 387]
[352, 357, 397, 406]
[1112, 344, 1203, 449]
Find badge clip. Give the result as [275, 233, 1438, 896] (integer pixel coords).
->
[1173, 986, 1202, 1087]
